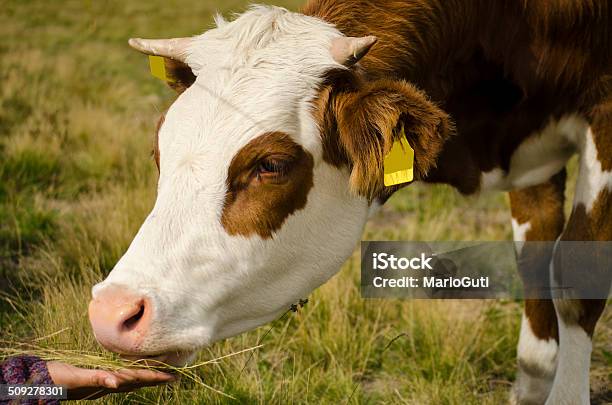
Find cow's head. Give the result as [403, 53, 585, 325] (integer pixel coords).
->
[89, 6, 451, 365]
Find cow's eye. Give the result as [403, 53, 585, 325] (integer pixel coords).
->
[256, 158, 290, 180]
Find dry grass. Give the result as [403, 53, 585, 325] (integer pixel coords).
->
[0, 0, 610, 404]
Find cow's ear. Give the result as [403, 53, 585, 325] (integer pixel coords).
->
[160, 58, 196, 94]
[128, 37, 196, 94]
[333, 78, 453, 199]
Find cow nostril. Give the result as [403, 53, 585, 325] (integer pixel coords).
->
[89, 288, 153, 353]
[122, 301, 146, 331]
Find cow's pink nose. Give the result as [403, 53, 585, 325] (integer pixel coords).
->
[88, 286, 152, 354]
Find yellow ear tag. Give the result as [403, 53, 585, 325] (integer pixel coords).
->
[383, 126, 414, 186]
[148, 55, 175, 83]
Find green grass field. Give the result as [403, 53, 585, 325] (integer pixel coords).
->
[0, 1, 610, 403]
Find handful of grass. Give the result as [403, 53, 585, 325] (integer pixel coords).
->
[0, 331, 262, 399]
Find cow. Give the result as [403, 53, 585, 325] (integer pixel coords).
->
[87, 1, 611, 404]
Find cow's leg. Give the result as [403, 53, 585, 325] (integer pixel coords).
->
[509, 171, 566, 405]
[545, 111, 612, 404]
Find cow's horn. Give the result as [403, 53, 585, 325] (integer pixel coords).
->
[128, 37, 193, 62]
[331, 36, 378, 66]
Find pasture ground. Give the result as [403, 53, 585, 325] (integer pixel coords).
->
[1, 1, 610, 403]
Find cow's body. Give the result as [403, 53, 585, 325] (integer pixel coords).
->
[88, 2, 610, 404]
[302, 2, 611, 403]
[303, 2, 611, 403]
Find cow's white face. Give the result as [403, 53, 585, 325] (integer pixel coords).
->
[89, 5, 452, 365]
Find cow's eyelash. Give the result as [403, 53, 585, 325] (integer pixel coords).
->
[253, 156, 295, 180]
[258, 160, 288, 173]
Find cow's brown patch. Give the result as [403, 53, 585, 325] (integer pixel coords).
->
[509, 171, 566, 342]
[509, 170, 566, 241]
[524, 299, 559, 342]
[221, 132, 314, 239]
[590, 100, 612, 171]
[564, 189, 612, 242]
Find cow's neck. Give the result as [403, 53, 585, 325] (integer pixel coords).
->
[303, 0, 499, 195]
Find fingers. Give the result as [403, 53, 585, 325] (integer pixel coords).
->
[88, 370, 120, 389]
[47, 361, 177, 400]
[119, 368, 177, 382]
[48, 362, 111, 389]
[104, 368, 178, 390]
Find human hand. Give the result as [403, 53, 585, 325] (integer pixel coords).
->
[47, 361, 177, 400]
